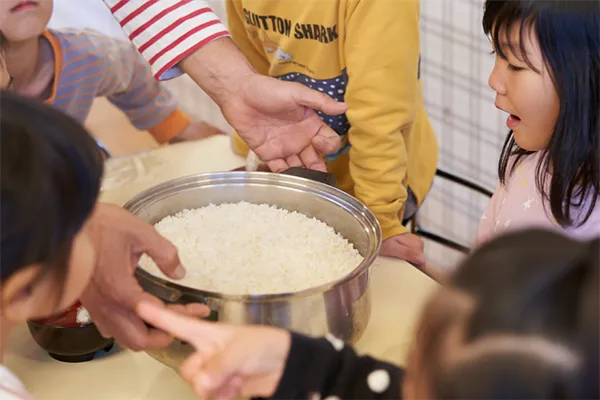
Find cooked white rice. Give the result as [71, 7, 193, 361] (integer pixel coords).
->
[138, 201, 363, 295]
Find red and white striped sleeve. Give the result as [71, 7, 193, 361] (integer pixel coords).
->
[103, 0, 230, 80]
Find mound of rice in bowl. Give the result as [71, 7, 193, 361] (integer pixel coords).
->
[138, 202, 364, 295]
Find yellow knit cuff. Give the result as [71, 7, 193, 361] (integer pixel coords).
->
[381, 221, 409, 241]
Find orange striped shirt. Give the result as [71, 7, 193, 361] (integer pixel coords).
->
[45, 29, 189, 143]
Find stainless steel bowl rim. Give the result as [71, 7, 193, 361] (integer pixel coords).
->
[124, 171, 382, 302]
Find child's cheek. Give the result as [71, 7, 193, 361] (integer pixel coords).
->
[0, 5, 9, 29]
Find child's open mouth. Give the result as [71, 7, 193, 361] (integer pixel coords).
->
[10, 0, 38, 13]
[506, 114, 521, 130]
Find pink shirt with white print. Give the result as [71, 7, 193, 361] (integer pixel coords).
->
[477, 152, 600, 245]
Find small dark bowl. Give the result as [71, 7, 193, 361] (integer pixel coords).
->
[27, 303, 114, 363]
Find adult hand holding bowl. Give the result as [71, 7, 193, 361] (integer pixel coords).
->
[79, 203, 210, 351]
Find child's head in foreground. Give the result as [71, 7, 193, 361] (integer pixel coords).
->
[403, 228, 599, 399]
[0, 91, 103, 325]
[0, 0, 53, 44]
[484, 0, 599, 228]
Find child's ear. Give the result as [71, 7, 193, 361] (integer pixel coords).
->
[1, 265, 43, 322]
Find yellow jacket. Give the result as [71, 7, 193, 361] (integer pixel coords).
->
[228, 0, 438, 239]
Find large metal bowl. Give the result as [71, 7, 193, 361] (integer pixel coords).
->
[124, 170, 381, 369]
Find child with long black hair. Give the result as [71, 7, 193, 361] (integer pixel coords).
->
[477, 0, 599, 244]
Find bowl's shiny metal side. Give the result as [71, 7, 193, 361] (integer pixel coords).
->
[136, 267, 371, 369]
[124, 172, 381, 369]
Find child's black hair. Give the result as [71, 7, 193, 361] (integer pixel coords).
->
[426, 229, 599, 399]
[483, 0, 600, 228]
[1, 92, 104, 286]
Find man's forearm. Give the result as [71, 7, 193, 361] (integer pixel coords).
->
[179, 37, 257, 106]
[102, 0, 256, 106]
